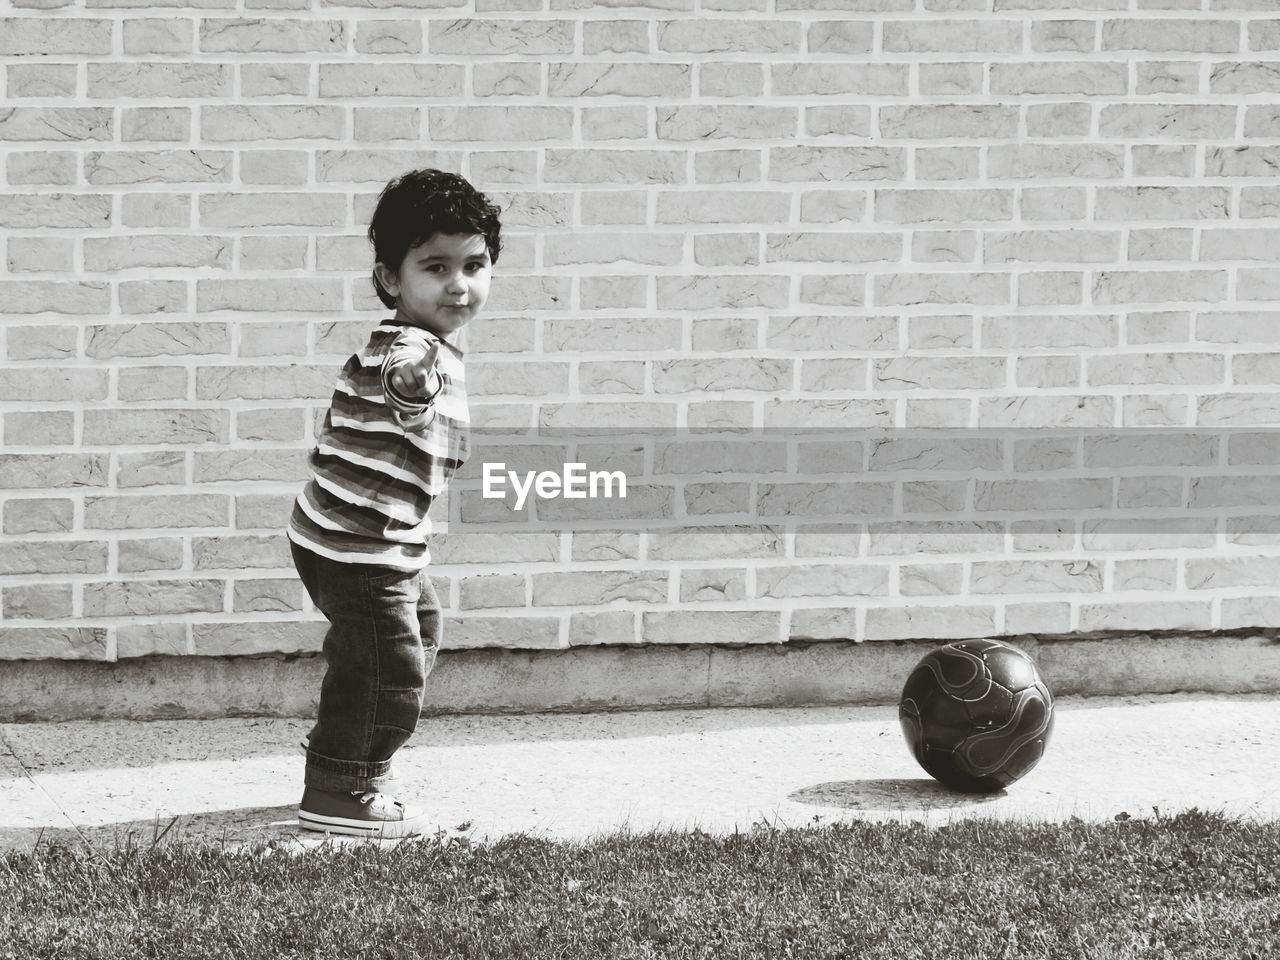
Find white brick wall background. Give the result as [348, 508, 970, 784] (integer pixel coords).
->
[4, 2, 1280, 667]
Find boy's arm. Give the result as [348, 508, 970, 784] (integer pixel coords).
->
[382, 336, 443, 431]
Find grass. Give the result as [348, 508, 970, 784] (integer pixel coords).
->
[1, 810, 1277, 960]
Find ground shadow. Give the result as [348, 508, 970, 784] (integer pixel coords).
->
[0, 805, 301, 855]
[789, 778, 1006, 812]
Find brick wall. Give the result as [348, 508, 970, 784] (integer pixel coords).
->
[4, 2, 1280, 667]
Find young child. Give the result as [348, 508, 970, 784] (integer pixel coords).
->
[288, 168, 501, 838]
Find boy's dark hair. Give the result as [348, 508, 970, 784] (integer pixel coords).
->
[368, 168, 503, 309]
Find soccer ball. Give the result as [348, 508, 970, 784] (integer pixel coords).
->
[898, 638, 1055, 794]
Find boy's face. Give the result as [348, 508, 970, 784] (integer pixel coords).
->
[375, 232, 492, 339]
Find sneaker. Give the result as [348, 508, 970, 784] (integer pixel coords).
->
[298, 736, 401, 782]
[297, 787, 426, 839]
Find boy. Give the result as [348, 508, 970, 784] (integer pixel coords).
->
[288, 168, 502, 838]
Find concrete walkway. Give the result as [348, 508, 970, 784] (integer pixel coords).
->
[1, 693, 1276, 853]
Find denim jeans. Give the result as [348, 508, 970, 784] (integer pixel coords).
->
[291, 542, 441, 792]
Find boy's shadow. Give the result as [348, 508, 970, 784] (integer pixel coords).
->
[789, 778, 1005, 811]
[0, 805, 303, 855]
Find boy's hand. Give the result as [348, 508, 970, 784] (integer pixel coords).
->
[389, 341, 441, 399]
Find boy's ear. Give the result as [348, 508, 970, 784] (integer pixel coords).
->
[373, 262, 400, 297]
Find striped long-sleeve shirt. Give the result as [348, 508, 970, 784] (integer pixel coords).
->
[288, 319, 469, 570]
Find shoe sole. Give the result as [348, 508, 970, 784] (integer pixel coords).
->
[297, 809, 426, 840]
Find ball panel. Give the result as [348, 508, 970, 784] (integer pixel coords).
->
[980, 644, 1039, 692]
[956, 684, 1054, 777]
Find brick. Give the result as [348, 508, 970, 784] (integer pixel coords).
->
[0, 109, 111, 142]
[899, 563, 963, 596]
[885, 18, 1021, 52]
[808, 20, 874, 53]
[642, 610, 780, 644]
[1087, 352, 1222, 386]
[0, 281, 111, 314]
[1137, 63, 1200, 97]
[86, 409, 228, 446]
[86, 235, 231, 271]
[85, 494, 229, 529]
[1103, 18, 1237, 53]
[977, 399, 1111, 427]
[584, 20, 648, 53]
[657, 105, 796, 140]
[196, 364, 336, 400]
[772, 64, 906, 97]
[1100, 105, 1235, 140]
[549, 63, 690, 99]
[194, 449, 306, 482]
[123, 18, 193, 53]
[788, 607, 858, 641]
[0, 541, 108, 576]
[568, 611, 635, 645]
[919, 64, 983, 97]
[0, 17, 113, 54]
[117, 623, 189, 658]
[318, 63, 464, 97]
[199, 193, 345, 227]
[88, 62, 230, 98]
[544, 232, 682, 268]
[657, 274, 788, 310]
[118, 538, 185, 573]
[1093, 270, 1226, 304]
[544, 149, 686, 184]
[86, 322, 229, 359]
[198, 279, 343, 312]
[771, 146, 905, 182]
[114, 450, 187, 488]
[193, 534, 290, 569]
[985, 229, 1120, 263]
[991, 62, 1127, 95]
[199, 17, 346, 51]
[993, 145, 1125, 183]
[5, 235, 73, 272]
[4, 319, 76, 358]
[657, 191, 788, 225]
[695, 234, 759, 268]
[880, 104, 1015, 139]
[658, 19, 799, 53]
[317, 149, 455, 183]
[696, 150, 763, 184]
[1027, 102, 1091, 137]
[122, 193, 190, 228]
[474, 62, 543, 98]
[582, 106, 647, 140]
[3, 584, 73, 620]
[5, 412, 74, 447]
[428, 18, 573, 53]
[239, 236, 308, 270]
[120, 280, 189, 315]
[756, 563, 888, 599]
[971, 559, 1103, 594]
[203, 106, 345, 141]
[109, 364, 189, 403]
[241, 62, 310, 96]
[5, 152, 78, 186]
[652, 358, 790, 394]
[444, 615, 562, 650]
[0, 627, 109, 662]
[458, 573, 525, 610]
[192, 621, 324, 657]
[355, 20, 422, 53]
[1078, 601, 1209, 632]
[532, 570, 668, 606]
[429, 106, 571, 142]
[863, 605, 996, 642]
[1030, 20, 1095, 53]
[7, 64, 77, 97]
[1003, 603, 1072, 636]
[2, 499, 74, 535]
[233, 579, 305, 613]
[234, 493, 294, 530]
[121, 108, 192, 142]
